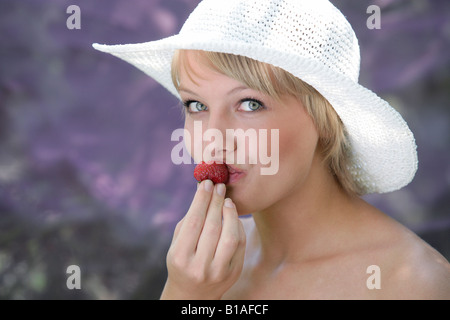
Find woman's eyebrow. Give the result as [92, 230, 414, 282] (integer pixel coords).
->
[178, 85, 250, 97]
[178, 87, 198, 96]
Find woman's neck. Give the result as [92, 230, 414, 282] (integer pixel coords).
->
[251, 154, 362, 266]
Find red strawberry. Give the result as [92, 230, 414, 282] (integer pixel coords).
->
[194, 161, 229, 184]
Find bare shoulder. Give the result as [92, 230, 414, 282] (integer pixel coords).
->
[379, 229, 450, 299]
[234, 207, 450, 300]
[360, 205, 450, 299]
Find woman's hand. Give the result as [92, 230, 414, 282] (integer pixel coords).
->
[160, 180, 246, 300]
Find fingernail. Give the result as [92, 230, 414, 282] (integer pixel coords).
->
[216, 183, 226, 196]
[204, 180, 213, 192]
[224, 198, 234, 208]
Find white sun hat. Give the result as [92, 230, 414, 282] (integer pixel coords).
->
[93, 0, 418, 194]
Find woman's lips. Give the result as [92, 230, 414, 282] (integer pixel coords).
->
[226, 165, 245, 184]
[228, 172, 244, 184]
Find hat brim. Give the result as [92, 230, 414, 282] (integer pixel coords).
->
[93, 35, 417, 194]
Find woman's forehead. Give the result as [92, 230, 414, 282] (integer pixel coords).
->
[176, 50, 224, 87]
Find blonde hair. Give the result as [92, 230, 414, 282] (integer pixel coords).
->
[171, 50, 360, 195]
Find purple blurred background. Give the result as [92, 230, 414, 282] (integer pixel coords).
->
[0, 0, 449, 299]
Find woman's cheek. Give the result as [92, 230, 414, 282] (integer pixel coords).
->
[184, 122, 203, 164]
[183, 123, 192, 157]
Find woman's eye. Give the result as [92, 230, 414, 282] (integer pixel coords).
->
[239, 99, 264, 112]
[185, 101, 207, 113]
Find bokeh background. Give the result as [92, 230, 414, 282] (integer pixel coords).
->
[1, 0, 449, 299]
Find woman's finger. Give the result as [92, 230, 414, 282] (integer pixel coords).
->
[195, 183, 226, 263]
[174, 179, 214, 254]
[171, 216, 185, 244]
[213, 198, 245, 268]
[229, 216, 246, 272]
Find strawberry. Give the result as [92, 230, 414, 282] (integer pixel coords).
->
[194, 161, 229, 184]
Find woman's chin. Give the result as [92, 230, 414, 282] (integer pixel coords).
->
[226, 193, 258, 216]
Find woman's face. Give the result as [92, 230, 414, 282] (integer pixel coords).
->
[178, 51, 321, 215]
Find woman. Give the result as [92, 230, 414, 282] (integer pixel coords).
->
[94, 0, 450, 299]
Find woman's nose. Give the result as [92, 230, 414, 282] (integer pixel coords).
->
[206, 112, 226, 133]
[204, 111, 236, 162]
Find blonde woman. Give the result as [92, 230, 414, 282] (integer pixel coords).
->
[94, 0, 450, 299]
